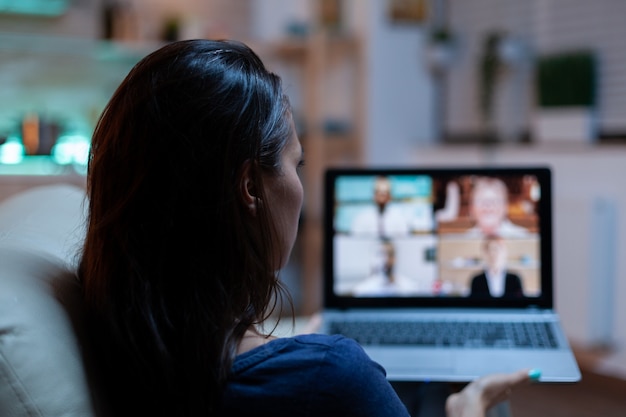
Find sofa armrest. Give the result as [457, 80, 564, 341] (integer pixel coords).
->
[0, 184, 97, 417]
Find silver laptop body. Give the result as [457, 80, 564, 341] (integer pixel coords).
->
[320, 166, 581, 383]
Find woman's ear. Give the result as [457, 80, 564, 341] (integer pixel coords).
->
[239, 160, 259, 216]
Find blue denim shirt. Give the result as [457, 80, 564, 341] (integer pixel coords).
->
[221, 333, 410, 416]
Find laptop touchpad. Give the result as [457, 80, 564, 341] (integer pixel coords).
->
[366, 348, 455, 376]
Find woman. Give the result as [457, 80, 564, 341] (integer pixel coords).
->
[79, 39, 535, 417]
[470, 234, 524, 298]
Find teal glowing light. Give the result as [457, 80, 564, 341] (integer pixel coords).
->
[0, 135, 25, 164]
[51, 133, 90, 166]
[0, 0, 69, 16]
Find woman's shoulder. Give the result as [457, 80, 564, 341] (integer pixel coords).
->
[290, 332, 359, 347]
[224, 334, 407, 416]
[289, 333, 370, 359]
[232, 333, 379, 375]
[248, 333, 368, 360]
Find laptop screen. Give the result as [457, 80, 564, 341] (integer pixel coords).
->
[323, 167, 553, 309]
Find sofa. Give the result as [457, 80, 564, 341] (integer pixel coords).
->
[0, 184, 97, 417]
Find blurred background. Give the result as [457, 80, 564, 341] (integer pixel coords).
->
[1, 0, 626, 383]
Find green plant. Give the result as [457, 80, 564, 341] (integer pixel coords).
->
[536, 50, 596, 107]
[429, 27, 454, 45]
[161, 16, 181, 42]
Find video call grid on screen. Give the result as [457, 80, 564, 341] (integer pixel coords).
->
[323, 167, 554, 308]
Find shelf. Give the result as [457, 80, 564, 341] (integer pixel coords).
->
[0, 32, 159, 62]
[0, 32, 162, 177]
[0, 156, 85, 176]
[441, 263, 540, 271]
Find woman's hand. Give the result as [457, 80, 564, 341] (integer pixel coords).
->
[445, 369, 540, 417]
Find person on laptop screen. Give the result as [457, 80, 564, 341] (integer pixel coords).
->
[79, 39, 537, 417]
[469, 235, 524, 298]
[352, 238, 419, 296]
[351, 175, 411, 237]
[466, 177, 529, 238]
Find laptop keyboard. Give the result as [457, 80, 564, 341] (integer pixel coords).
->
[328, 320, 559, 349]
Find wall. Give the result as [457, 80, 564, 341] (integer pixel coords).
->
[357, 0, 437, 164]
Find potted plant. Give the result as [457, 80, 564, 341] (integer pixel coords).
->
[424, 27, 457, 73]
[161, 16, 181, 42]
[532, 50, 597, 143]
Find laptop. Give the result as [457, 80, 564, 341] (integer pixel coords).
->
[320, 166, 581, 383]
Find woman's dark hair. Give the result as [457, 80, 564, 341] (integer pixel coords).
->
[79, 39, 293, 416]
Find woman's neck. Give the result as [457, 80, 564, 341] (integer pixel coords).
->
[236, 327, 277, 355]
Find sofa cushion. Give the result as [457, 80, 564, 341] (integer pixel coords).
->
[0, 184, 96, 417]
[0, 184, 87, 267]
